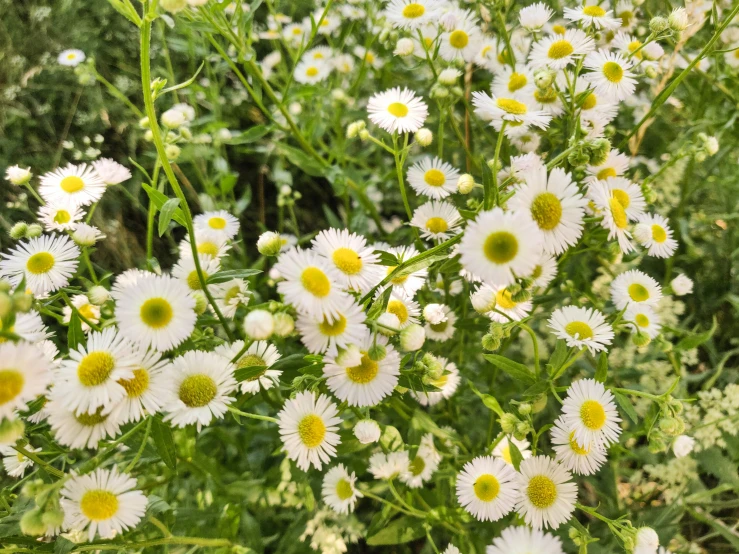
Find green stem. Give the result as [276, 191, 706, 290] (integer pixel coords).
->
[392, 133, 413, 222]
[228, 406, 279, 424]
[13, 445, 65, 479]
[23, 183, 44, 204]
[94, 68, 144, 119]
[518, 323, 540, 377]
[124, 417, 152, 473]
[60, 291, 101, 332]
[72, 537, 231, 552]
[488, 121, 506, 209]
[82, 248, 99, 284]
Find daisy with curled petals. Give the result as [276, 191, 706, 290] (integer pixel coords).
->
[624, 304, 662, 339]
[367, 87, 428, 134]
[92, 158, 132, 185]
[401, 434, 441, 488]
[0, 341, 52, 419]
[458, 208, 544, 287]
[294, 59, 332, 85]
[47, 400, 123, 449]
[178, 230, 231, 261]
[425, 305, 457, 342]
[171, 254, 221, 293]
[548, 305, 614, 354]
[39, 164, 106, 207]
[115, 274, 196, 352]
[456, 456, 519, 522]
[60, 467, 147, 542]
[410, 200, 462, 241]
[514, 455, 577, 530]
[278, 391, 342, 471]
[323, 333, 400, 407]
[312, 228, 383, 293]
[562, 378, 622, 449]
[487, 525, 565, 554]
[585, 149, 630, 182]
[472, 92, 552, 130]
[212, 278, 250, 318]
[492, 436, 532, 466]
[382, 245, 428, 297]
[531, 86, 565, 116]
[0, 234, 80, 296]
[407, 156, 460, 199]
[519, 2, 554, 32]
[492, 64, 536, 99]
[411, 358, 460, 406]
[439, 10, 481, 62]
[296, 300, 368, 354]
[38, 201, 84, 232]
[587, 179, 634, 253]
[383, 0, 439, 29]
[485, 283, 532, 323]
[56, 327, 138, 415]
[193, 210, 240, 241]
[216, 340, 282, 394]
[274, 248, 349, 321]
[61, 295, 100, 330]
[384, 291, 421, 329]
[583, 50, 637, 102]
[510, 166, 588, 255]
[0, 444, 39, 477]
[115, 348, 169, 423]
[161, 350, 237, 431]
[550, 416, 608, 476]
[322, 464, 363, 514]
[529, 253, 558, 288]
[633, 213, 678, 258]
[528, 28, 595, 70]
[610, 269, 662, 310]
[563, 4, 621, 30]
[600, 176, 646, 221]
[369, 451, 411, 480]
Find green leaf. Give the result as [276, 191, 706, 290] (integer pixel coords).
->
[270, 353, 316, 372]
[151, 417, 177, 471]
[54, 537, 75, 554]
[379, 425, 404, 452]
[67, 312, 84, 350]
[595, 352, 608, 383]
[676, 317, 717, 351]
[277, 143, 325, 177]
[696, 448, 739, 490]
[366, 516, 426, 545]
[469, 382, 504, 416]
[522, 380, 551, 397]
[483, 354, 537, 385]
[613, 391, 639, 424]
[508, 439, 523, 471]
[366, 286, 392, 321]
[206, 269, 262, 284]
[219, 172, 238, 195]
[549, 340, 568, 373]
[157, 198, 181, 236]
[141, 183, 188, 227]
[234, 365, 269, 382]
[158, 61, 204, 97]
[230, 125, 271, 144]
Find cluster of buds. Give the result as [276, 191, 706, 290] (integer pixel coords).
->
[648, 396, 687, 453]
[693, 133, 719, 162]
[243, 306, 295, 340]
[20, 478, 65, 537]
[499, 412, 532, 441]
[346, 120, 367, 140]
[10, 222, 43, 241]
[568, 137, 611, 168]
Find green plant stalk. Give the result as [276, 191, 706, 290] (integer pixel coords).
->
[93, 68, 144, 119]
[392, 133, 414, 222]
[13, 445, 65, 478]
[228, 406, 279, 424]
[60, 291, 101, 332]
[81, 248, 99, 284]
[487, 121, 507, 209]
[23, 183, 44, 204]
[72, 536, 232, 552]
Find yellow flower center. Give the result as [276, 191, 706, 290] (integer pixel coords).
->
[60, 176, 85, 193]
[582, 93, 597, 110]
[336, 478, 354, 500]
[565, 321, 594, 340]
[402, 3, 425, 18]
[612, 189, 630, 208]
[583, 5, 606, 17]
[292, 27, 302, 35]
[602, 61, 624, 83]
[597, 167, 617, 180]
[387, 299, 409, 324]
[306, 66, 319, 77]
[496, 98, 528, 115]
[80, 490, 119, 521]
[580, 399, 606, 430]
[651, 225, 667, 243]
[424, 168, 446, 187]
[608, 197, 628, 229]
[118, 368, 150, 398]
[628, 40, 643, 59]
[178, 374, 217, 407]
[77, 352, 116, 387]
[345, 353, 379, 384]
[187, 270, 205, 290]
[508, 72, 528, 92]
[431, 373, 448, 388]
[197, 241, 220, 258]
[0, 370, 24, 405]
[54, 210, 71, 224]
[621, 11, 634, 26]
[78, 304, 97, 320]
[140, 297, 174, 329]
[552, 24, 566, 35]
[208, 216, 227, 230]
[527, 475, 557, 508]
[473, 474, 500, 502]
[635, 313, 649, 327]
[425, 217, 448, 234]
[366, 52, 376, 63]
[534, 88, 557, 104]
[332, 247, 363, 275]
[483, 231, 518, 264]
[495, 289, 517, 310]
[319, 314, 347, 337]
[300, 267, 331, 297]
[548, 40, 574, 60]
[387, 102, 409, 117]
[628, 283, 650, 302]
[26, 252, 55, 275]
[75, 408, 108, 426]
[531, 265, 543, 279]
[569, 431, 590, 455]
[449, 30, 469, 49]
[531, 192, 563, 230]
[224, 285, 242, 304]
[501, 445, 512, 464]
[298, 414, 326, 448]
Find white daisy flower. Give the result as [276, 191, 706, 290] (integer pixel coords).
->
[367, 87, 428, 134]
[579, 87, 619, 124]
[161, 350, 237, 431]
[614, 1, 638, 31]
[610, 269, 663, 310]
[0, 234, 80, 296]
[600, 176, 646, 221]
[312, 229, 383, 293]
[611, 32, 647, 60]
[71, 223, 105, 247]
[474, 39, 507, 72]
[178, 230, 231, 261]
[294, 59, 332, 84]
[39, 164, 106, 207]
[382, 245, 428, 297]
[510, 165, 588, 255]
[529, 253, 558, 288]
[369, 451, 411, 480]
[548, 305, 614, 354]
[671, 274, 693, 296]
[193, 210, 240, 241]
[277, 391, 342, 471]
[0, 341, 51, 420]
[0, 444, 39, 477]
[171, 254, 221, 293]
[400, 434, 441, 488]
[60, 467, 147, 541]
[425, 305, 457, 341]
[492, 436, 532, 466]
[562, 378, 622, 448]
[58, 49, 86, 66]
[410, 200, 462, 242]
[528, 28, 595, 70]
[282, 23, 307, 45]
[472, 92, 552, 130]
[491, 64, 536, 99]
[111, 268, 152, 297]
[216, 340, 282, 394]
[114, 273, 197, 352]
[563, 4, 621, 30]
[296, 300, 368, 354]
[456, 456, 520, 522]
[519, 2, 554, 32]
[8, 311, 53, 343]
[443, 545, 461, 554]
[583, 49, 637, 102]
[407, 157, 460, 200]
[587, 179, 634, 253]
[486, 525, 565, 554]
[323, 333, 400, 407]
[531, 86, 565, 116]
[62, 294, 101, 332]
[514, 455, 577, 530]
[410, 357, 460, 406]
[304, 46, 333, 63]
[624, 304, 661, 339]
[91, 158, 131, 185]
[486, 283, 533, 323]
[585, 149, 630, 182]
[383, 0, 439, 29]
[274, 248, 350, 321]
[38, 201, 84, 232]
[383, 291, 421, 329]
[458, 207, 544, 287]
[353, 46, 384, 69]
[47, 400, 124, 449]
[116, 348, 169, 423]
[550, 416, 608, 476]
[212, 278, 251, 318]
[633, 213, 678, 258]
[439, 10, 482, 62]
[322, 464, 363, 514]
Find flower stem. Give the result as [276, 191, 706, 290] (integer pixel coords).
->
[228, 406, 279, 424]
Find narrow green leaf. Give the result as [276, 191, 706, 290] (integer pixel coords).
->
[676, 317, 717, 351]
[366, 516, 426, 545]
[157, 198, 181, 236]
[508, 440, 523, 471]
[484, 354, 536, 385]
[595, 352, 608, 383]
[234, 365, 270, 383]
[141, 183, 188, 227]
[151, 417, 177, 471]
[613, 391, 639, 424]
[206, 269, 262, 284]
[67, 312, 84, 351]
[366, 286, 392, 321]
[469, 383, 504, 416]
[549, 340, 568, 372]
[229, 125, 271, 144]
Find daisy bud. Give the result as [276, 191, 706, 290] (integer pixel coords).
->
[511, 288, 531, 303]
[9, 222, 28, 240]
[346, 122, 360, 139]
[358, 129, 370, 141]
[13, 291, 33, 313]
[394, 38, 414, 57]
[354, 419, 381, 444]
[87, 285, 110, 305]
[633, 223, 651, 244]
[587, 138, 611, 166]
[376, 312, 400, 335]
[161, 108, 187, 128]
[648, 430, 668, 453]
[703, 135, 719, 155]
[518, 402, 532, 415]
[633, 527, 659, 553]
[244, 309, 275, 340]
[423, 303, 447, 325]
[399, 323, 425, 352]
[430, 85, 450, 99]
[192, 292, 208, 315]
[422, 353, 444, 380]
[659, 416, 680, 436]
[670, 274, 693, 296]
[272, 312, 295, 337]
[25, 224, 43, 238]
[161, 0, 187, 12]
[144, 130, 154, 142]
[5, 165, 32, 186]
[368, 343, 387, 361]
[481, 333, 500, 351]
[257, 231, 284, 256]
[0, 293, 11, 320]
[632, 330, 651, 347]
[669, 397, 684, 415]
[179, 127, 193, 141]
[457, 173, 475, 194]
[0, 417, 24, 445]
[672, 435, 695, 458]
[415, 128, 433, 147]
[438, 68, 461, 86]
[20, 508, 46, 537]
[165, 144, 181, 161]
[668, 8, 689, 31]
[471, 286, 495, 314]
[514, 422, 530, 440]
[533, 68, 555, 89]
[500, 413, 519, 434]
[0, 280, 12, 293]
[139, 116, 150, 128]
[42, 507, 65, 528]
[644, 64, 658, 79]
[336, 344, 363, 368]
[331, 89, 347, 103]
[71, 224, 104, 246]
[531, 393, 548, 413]
[649, 16, 669, 33]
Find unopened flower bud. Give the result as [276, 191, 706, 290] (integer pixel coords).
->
[668, 7, 689, 31]
[192, 292, 208, 315]
[42, 507, 65, 529]
[471, 286, 495, 314]
[511, 288, 531, 303]
[358, 129, 370, 141]
[257, 231, 284, 256]
[649, 16, 669, 33]
[161, 108, 187, 128]
[5, 165, 32, 186]
[518, 403, 532, 416]
[500, 413, 519, 434]
[534, 68, 555, 89]
[423, 303, 447, 325]
[457, 174, 475, 194]
[632, 330, 651, 347]
[0, 417, 25, 446]
[9, 222, 28, 240]
[368, 343, 387, 361]
[88, 286, 110, 305]
[0, 293, 11, 320]
[438, 68, 461, 86]
[394, 38, 414, 57]
[165, 144, 181, 161]
[272, 312, 294, 337]
[243, 309, 274, 340]
[399, 324, 425, 351]
[482, 333, 500, 351]
[354, 419, 381, 444]
[25, 224, 43, 238]
[415, 128, 433, 146]
[12, 292, 33, 313]
[20, 508, 46, 537]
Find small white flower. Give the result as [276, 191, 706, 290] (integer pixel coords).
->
[369, 450, 410, 480]
[0, 341, 52, 419]
[216, 340, 282, 395]
[0, 234, 80, 296]
[193, 210, 240, 241]
[92, 158, 132, 185]
[548, 306, 614, 354]
[456, 456, 520, 522]
[353, 419, 381, 444]
[550, 416, 608, 476]
[322, 464, 363, 514]
[634, 527, 660, 554]
[492, 436, 532, 466]
[514, 455, 577, 530]
[5, 165, 32, 185]
[486, 525, 565, 554]
[367, 87, 428, 134]
[561, 378, 622, 449]
[528, 29, 595, 70]
[519, 2, 553, 31]
[72, 223, 106, 247]
[610, 269, 662, 310]
[410, 200, 462, 241]
[633, 213, 677, 258]
[583, 49, 637, 102]
[563, 5, 622, 30]
[671, 274, 693, 296]
[0, 444, 39, 477]
[407, 157, 460, 200]
[672, 435, 695, 458]
[58, 49, 86, 66]
[384, 0, 439, 29]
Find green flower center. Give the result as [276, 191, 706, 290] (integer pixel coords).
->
[409, 455, 426, 476]
[140, 297, 174, 329]
[336, 478, 354, 500]
[483, 231, 518, 264]
[178, 374, 217, 407]
[54, 210, 71, 224]
[473, 474, 500, 502]
[187, 270, 206, 290]
[628, 283, 650, 302]
[582, 93, 597, 110]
